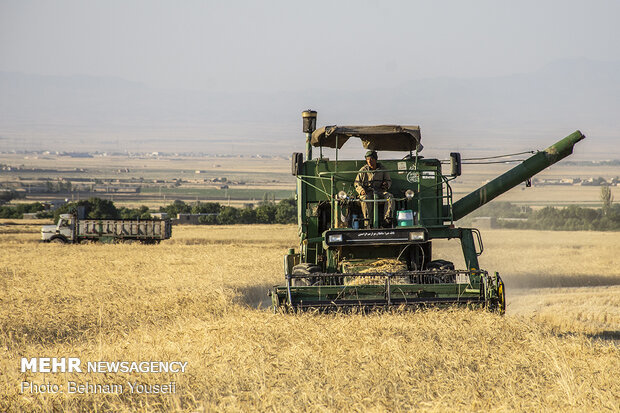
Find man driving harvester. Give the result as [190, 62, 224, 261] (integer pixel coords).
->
[354, 150, 395, 227]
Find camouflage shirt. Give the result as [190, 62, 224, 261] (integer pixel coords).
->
[354, 163, 392, 194]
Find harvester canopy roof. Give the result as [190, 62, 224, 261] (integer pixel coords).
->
[311, 125, 423, 152]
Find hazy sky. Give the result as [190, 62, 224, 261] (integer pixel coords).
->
[2, 0, 619, 92]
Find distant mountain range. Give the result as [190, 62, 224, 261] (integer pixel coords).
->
[1, 58, 618, 158]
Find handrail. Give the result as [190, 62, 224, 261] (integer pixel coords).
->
[296, 176, 331, 198]
[306, 163, 456, 225]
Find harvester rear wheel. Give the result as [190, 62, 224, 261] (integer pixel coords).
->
[291, 263, 321, 286]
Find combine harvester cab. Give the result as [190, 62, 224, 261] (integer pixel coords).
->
[271, 110, 585, 313]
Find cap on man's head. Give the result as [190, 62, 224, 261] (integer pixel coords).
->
[365, 150, 378, 159]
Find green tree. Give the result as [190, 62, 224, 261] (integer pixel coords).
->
[217, 206, 240, 225]
[172, 199, 192, 214]
[197, 214, 218, 224]
[15, 202, 44, 215]
[275, 198, 296, 224]
[0, 201, 42, 218]
[239, 207, 256, 224]
[119, 205, 151, 219]
[190, 202, 220, 224]
[87, 198, 119, 219]
[255, 203, 276, 223]
[53, 198, 119, 222]
[159, 199, 192, 217]
[191, 202, 220, 214]
[0, 206, 19, 218]
[601, 185, 614, 216]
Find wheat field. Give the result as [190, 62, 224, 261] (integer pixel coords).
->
[0, 222, 618, 412]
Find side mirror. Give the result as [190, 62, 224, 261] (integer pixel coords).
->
[291, 152, 304, 176]
[450, 152, 461, 177]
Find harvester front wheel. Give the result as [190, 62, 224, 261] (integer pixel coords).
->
[426, 260, 455, 270]
[291, 263, 321, 286]
[497, 274, 506, 315]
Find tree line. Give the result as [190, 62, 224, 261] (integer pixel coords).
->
[460, 201, 620, 231]
[0, 197, 297, 225]
[0, 202, 46, 219]
[158, 198, 296, 225]
[3, 190, 618, 230]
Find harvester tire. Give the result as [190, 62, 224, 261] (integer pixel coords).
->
[426, 259, 455, 270]
[291, 263, 321, 286]
[424, 260, 455, 283]
[50, 237, 67, 244]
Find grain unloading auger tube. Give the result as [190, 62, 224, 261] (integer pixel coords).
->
[270, 110, 584, 313]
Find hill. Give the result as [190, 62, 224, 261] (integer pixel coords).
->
[1, 58, 618, 158]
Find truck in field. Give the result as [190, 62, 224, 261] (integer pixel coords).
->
[41, 214, 172, 244]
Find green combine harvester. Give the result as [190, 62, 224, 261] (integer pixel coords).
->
[271, 110, 585, 313]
